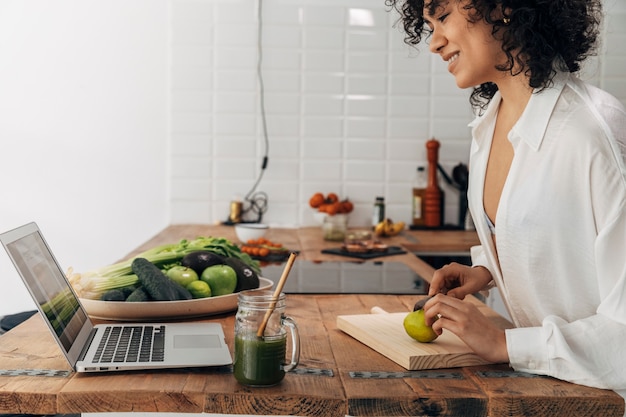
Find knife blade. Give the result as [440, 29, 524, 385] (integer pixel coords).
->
[413, 295, 433, 311]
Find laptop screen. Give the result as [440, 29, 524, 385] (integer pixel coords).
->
[3, 226, 88, 353]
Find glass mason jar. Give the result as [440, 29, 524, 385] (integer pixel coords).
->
[233, 290, 300, 386]
[322, 214, 348, 241]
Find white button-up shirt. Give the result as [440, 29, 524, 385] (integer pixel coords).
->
[468, 71, 626, 397]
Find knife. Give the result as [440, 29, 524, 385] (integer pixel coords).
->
[369, 295, 433, 315]
[412, 295, 433, 311]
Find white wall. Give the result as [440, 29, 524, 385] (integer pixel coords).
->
[1, 0, 624, 316]
[168, 0, 626, 228]
[168, 0, 474, 228]
[0, 1, 169, 315]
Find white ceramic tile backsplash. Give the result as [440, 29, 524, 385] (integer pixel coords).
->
[169, 0, 626, 228]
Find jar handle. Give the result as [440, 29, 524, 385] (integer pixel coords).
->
[281, 315, 300, 372]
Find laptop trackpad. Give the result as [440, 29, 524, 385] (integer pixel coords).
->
[174, 334, 221, 349]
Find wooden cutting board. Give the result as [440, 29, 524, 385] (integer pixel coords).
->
[336, 308, 494, 370]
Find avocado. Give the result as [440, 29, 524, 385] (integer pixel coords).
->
[224, 257, 260, 292]
[181, 251, 226, 275]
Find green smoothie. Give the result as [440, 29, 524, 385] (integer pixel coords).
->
[234, 334, 287, 386]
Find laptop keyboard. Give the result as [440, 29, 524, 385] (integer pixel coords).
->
[93, 325, 165, 363]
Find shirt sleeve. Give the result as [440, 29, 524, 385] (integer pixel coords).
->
[507, 314, 626, 390]
[470, 245, 497, 291]
[507, 211, 626, 390]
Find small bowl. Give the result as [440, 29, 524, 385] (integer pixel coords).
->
[234, 223, 268, 243]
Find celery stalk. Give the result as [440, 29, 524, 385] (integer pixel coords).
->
[68, 236, 261, 300]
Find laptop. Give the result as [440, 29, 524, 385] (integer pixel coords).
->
[0, 222, 233, 373]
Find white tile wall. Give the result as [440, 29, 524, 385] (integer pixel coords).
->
[169, 0, 626, 228]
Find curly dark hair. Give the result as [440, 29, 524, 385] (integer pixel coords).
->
[385, 0, 603, 112]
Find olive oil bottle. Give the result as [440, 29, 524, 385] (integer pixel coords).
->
[412, 166, 427, 226]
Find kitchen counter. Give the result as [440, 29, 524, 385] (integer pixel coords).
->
[0, 224, 623, 416]
[124, 224, 481, 282]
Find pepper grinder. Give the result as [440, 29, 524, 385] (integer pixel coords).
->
[424, 139, 442, 227]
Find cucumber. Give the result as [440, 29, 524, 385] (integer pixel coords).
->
[125, 287, 151, 302]
[131, 258, 192, 301]
[101, 289, 127, 302]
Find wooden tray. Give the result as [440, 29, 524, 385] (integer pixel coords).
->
[321, 246, 407, 259]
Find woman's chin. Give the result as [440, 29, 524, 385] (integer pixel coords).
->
[453, 76, 475, 90]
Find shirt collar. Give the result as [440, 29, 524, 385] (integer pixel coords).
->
[468, 71, 569, 151]
[513, 71, 569, 151]
[468, 91, 501, 150]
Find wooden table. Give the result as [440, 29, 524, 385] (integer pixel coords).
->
[0, 225, 623, 417]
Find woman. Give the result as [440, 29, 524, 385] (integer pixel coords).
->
[387, 0, 626, 405]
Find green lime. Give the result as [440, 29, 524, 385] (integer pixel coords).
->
[403, 309, 438, 343]
[186, 280, 211, 299]
[200, 264, 237, 296]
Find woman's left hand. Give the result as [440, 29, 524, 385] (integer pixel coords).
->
[423, 294, 509, 364]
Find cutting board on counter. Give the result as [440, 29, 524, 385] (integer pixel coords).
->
[336, 310, 494, 370]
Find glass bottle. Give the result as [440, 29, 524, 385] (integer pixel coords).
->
[372, 196, 385, 228]
[412, 166, 427, 226]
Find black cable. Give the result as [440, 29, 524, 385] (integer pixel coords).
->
[255, 0, 269, 167]
[239, 0, 269, 222]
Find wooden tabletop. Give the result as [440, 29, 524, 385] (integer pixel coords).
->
[0, 224, 623, 416]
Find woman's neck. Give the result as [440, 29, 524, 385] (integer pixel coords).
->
[495, 74, 533, 123]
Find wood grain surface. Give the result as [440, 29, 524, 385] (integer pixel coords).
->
[337, 311, 493, 370]
[2, 293, 623, 416]
[1, 225, 623, 416]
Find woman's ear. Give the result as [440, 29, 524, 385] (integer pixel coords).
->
[491, 4, 512, 25]
[501, 6, 512, 25]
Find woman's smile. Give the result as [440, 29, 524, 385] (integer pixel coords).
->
[446, 52, 460, 72]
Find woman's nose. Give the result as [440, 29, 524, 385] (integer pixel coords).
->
[428, 30, 446, 54]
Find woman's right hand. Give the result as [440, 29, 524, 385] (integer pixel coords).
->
[428, 263, 493, 300]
